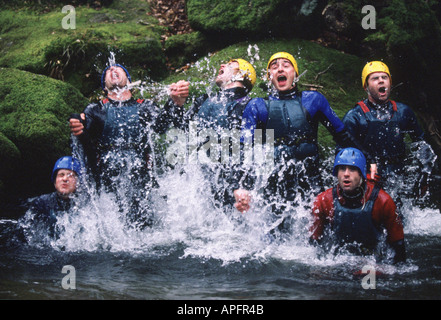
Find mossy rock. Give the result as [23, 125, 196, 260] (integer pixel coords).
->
[186, 0, 326, 40]
[0, 67, 88, 210]
[0, 2, 167, 97]
[164, 31, 214, 70]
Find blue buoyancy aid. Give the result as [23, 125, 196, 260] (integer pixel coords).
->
[357, 100, 406, 164]
[197, 95, 251, 131]
[196, 92, 251, 164]
[100, 99, 144, 150]
[265, 96, 318, 162]
[332, 184, 381, 249]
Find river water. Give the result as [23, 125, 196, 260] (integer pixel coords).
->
[1, 159, 441, 301]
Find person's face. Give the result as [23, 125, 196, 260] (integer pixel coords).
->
[337, 165, 362, 194]
[215, 61, 240, 89]
[365, 72, 391, 104]
[104, 66, 129, 90]
[54, 169, 78, 197]
[268, 58, 296, 92]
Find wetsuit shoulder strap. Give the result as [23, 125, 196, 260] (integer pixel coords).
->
[332, 186, 338, 200]
[358, 100, 398, 113]
[389, 100, 398, 112]
[357, 101, 370, 114]
[368, 183, 381, 203]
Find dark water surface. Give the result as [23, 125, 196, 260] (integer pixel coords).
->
[1, 163, 441, 302]
[1, 216, 440, 300]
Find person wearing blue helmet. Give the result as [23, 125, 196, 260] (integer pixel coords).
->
[68, 62, 183, 229]
[310, 148, 406, 264]
[21, 156, 82, 239]
[339, 61, 436, 200]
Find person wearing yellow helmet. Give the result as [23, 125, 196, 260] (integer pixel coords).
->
[167, 58, 260, 208]
[223, 58, 257, 92]
[234, 51, 369, 224]
[340, 60, 435, 205]
[266, 52, 299, 91]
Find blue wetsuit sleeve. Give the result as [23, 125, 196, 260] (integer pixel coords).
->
[241, 98, 268, 143]
[302, 91, 345, 134]
[341, 108, 365, 140]
[400, 104, 425, 141]
[305, 93, 374, 161]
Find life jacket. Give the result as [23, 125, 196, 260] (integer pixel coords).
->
[99, 98, 145, 151]
[197, 95, 251, 131]
[196, 95, 251, 163]
[332, 184, 381, 249]
[357, 100, 406, 165]
[265, 96, 318, 161]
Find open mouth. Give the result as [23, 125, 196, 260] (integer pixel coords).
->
[111, 72, 120, 81]
[379, 86, 387, 94]
[277, 75, 287, 82]
[277, 75, 288, 86]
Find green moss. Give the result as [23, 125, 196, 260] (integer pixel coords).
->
[0, 3, 166, 96]
[187, 0, 275, 34]
[186, 0, 324, 40]
[0, 67, 88, 200]
[164, 32, 213, 70]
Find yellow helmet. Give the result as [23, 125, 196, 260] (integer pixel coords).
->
[230, 58, 257, 91]
[267, 52, 299, 77]
[361, 61, 391, 88]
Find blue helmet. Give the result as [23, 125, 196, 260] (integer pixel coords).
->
[51, 156, 81, 182]
[100, 63, 132, 90]
[333, 148, 366, 179]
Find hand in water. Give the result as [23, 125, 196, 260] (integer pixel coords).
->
[169, 80, 189, 107]
[234, 189, 251, 213]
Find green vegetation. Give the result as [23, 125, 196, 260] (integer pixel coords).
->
[1, 0, 440, 214]
[0, 67, 88, 202]
[0, 2, 166, 97]
[186, 0, 324, 39]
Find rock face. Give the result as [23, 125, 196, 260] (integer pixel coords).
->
[185, 0, 326, 39]
[0, 68, 88, 211]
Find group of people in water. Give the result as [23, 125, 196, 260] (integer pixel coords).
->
[22, 51, 437, 265]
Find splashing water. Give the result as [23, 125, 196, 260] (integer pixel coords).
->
[3, 51, 441, 300]
[16, 52, 441, 270]
[247, 44, 260, 65]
